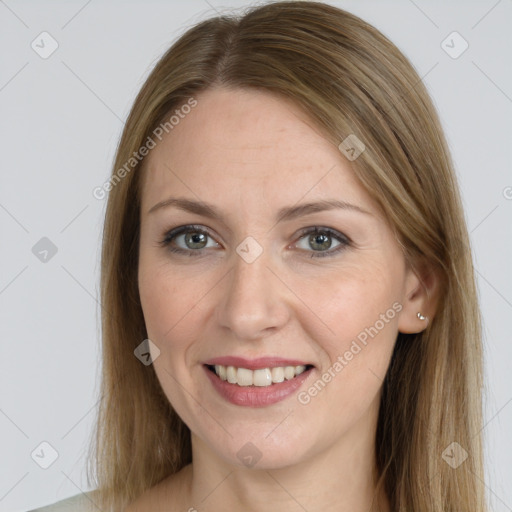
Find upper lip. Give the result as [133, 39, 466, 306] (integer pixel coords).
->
[203, 356, 313, 370]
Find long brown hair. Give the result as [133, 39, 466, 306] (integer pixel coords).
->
[87, 2, 486, 510]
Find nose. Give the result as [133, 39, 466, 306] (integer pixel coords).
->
[216, 244, 290, 341]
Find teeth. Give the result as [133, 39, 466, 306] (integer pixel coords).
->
[284, 366, 295, 380]
[271, 367, 284, 383]
[226, 365, 237, 384]
[212, 364, 308, 387]
[253, 368, 272, 387]
[215, 365, 227, 381]
[237, 367, 253, 386]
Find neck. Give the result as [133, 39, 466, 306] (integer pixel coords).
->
[176, 405, 389, 512]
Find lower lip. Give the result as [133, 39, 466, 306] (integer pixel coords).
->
[204, 366, 314, 407]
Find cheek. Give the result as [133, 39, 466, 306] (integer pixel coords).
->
[294, 264, 401, 406]
[138, 261, 209, 425]
[138, 257, 201, 347]
[138, 255, 225, 384]
[327, 279, 399, 341]
[298, 260, 401, 343]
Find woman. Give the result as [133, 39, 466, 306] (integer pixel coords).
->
[30, 1, 486, 511]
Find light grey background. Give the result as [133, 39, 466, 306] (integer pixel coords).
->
[1, 0, 510, 510]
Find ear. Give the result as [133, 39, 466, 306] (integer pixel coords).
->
[398, 259, 441, 334]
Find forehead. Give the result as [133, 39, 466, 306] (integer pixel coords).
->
[140, 88, 372, 215]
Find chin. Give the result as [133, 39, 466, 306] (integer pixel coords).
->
[197, 425, 321, 472]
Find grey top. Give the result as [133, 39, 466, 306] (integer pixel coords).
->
[27, 491, 100, 512]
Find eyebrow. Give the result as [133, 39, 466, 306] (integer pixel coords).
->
[148, 196, 372, 222]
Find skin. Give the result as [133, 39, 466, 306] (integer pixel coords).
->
[129, 87, 437, 511]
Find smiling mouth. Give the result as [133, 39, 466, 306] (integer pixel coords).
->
[205, 364, 314, 387]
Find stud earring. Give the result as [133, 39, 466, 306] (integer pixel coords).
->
[417, 312, 427, 321]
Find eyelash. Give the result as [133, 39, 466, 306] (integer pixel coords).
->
[158, 224, 351, 259]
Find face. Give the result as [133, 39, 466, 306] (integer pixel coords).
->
[138, 87, 419, 470]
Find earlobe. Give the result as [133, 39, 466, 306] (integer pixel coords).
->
[398, 261, 440, 334]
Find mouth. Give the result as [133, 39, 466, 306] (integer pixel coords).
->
[205, 363, 314, 387]
[202, 356, 316, 407]
[203, 356, 315, 407]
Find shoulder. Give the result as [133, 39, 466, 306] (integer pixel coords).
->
[27, 491, 100, 512]
[123, 477, 176, 512]
[125, 465, 192, 512]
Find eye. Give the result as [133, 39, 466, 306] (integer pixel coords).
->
[159, 224, 220, 256]
[159, 224, 351, 259]
[293, 227, 350, 258]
